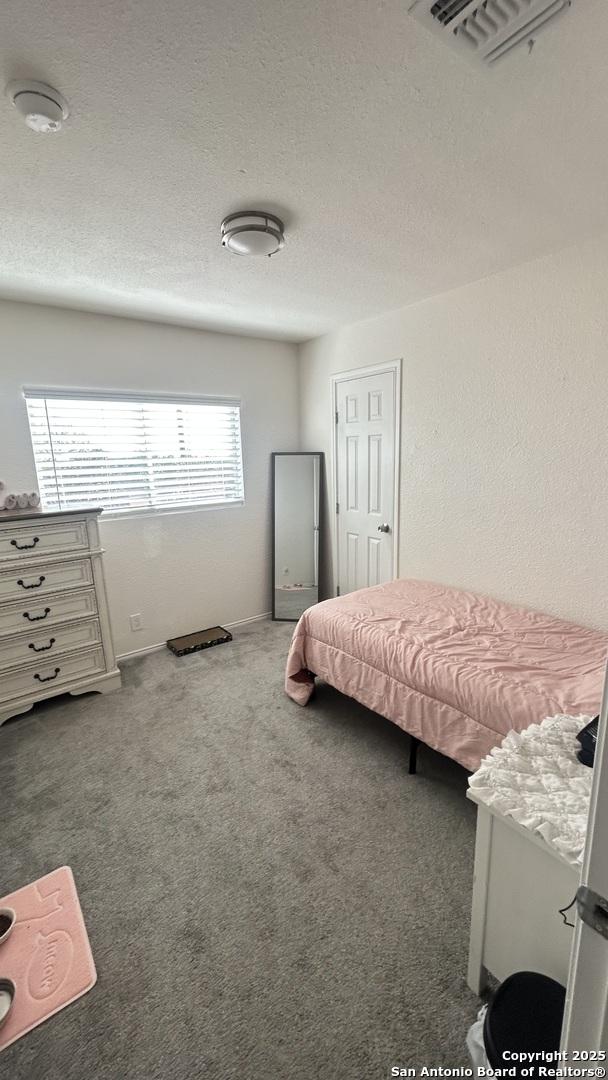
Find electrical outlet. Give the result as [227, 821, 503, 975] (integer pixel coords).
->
[129, 613, 143, 632]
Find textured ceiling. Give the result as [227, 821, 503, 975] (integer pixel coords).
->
[1, 0, 607, 342]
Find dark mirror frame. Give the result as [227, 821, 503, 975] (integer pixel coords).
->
[271, 452, 323, 622]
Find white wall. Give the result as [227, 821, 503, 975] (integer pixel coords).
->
[299, 237, 608, 631]
[0, 300, 298, 655]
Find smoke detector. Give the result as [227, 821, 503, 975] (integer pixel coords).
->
[408, 0, 573, 66]
[221, 211, 285, 257]
[6, 80, 69, 133]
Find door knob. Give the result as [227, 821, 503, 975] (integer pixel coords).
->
[377, 523, 390, 533]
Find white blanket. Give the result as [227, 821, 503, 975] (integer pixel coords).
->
[468, 714, 593, 866]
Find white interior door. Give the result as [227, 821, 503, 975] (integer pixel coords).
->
[561, 660, 608, 1051]
[335, 367, 398, 595]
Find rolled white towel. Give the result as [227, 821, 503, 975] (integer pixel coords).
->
[3, 494, 17, 509]
[28, 492, 40, 507]
[17, 494, 29, 509]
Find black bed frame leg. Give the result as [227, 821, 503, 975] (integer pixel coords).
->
[408, 735, 420, 775]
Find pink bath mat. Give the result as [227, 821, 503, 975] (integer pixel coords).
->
[0, 866, 96, 1052]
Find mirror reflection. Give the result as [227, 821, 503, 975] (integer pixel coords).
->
[272, 453, 322, 621]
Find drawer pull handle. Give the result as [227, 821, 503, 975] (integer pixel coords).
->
[17, 576, 46, 590]
[28, 638, 56, 653]
[10, 536, 40, 551]
[23, 608, 51, 622]
[34, 667, 60, 683]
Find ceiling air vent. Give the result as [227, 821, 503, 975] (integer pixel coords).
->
[409, 0, 573, 66]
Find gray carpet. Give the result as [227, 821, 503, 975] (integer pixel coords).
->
[0, 619, 478, 1079]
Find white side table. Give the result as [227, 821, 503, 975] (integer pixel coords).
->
[467, 793, 579, 994]
[466, 715, 591, 995]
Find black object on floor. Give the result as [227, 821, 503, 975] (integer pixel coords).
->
[576, 715, 599, 767]
[484, 971, 566, 1074]
[166, 626, 233, 656]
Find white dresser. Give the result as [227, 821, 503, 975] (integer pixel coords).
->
[0, 507, 121, 725]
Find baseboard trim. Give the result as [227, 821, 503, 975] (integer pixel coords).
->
[116, 612, 272, 661]
[225, 611, 271, 630]
[116, 641, 166, 662]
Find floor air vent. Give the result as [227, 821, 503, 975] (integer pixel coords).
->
[410, 0, 573, 66]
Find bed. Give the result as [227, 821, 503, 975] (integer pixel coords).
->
[284, 579, 607, 772]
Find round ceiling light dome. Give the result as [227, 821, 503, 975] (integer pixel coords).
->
[221, 211, 285, 257]
[6, 80, 69, 134]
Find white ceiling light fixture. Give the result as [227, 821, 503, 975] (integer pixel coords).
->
[221, 211, 285, 257]
[6, 80, 69, 133]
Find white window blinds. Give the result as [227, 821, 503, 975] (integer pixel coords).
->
[25, 390, 244, 514]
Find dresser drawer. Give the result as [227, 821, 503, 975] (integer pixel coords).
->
[0, 589, 98, 638]
[0, 558, 93, 604]
[0, 519, 89, 562]
[0, 646, 107, 705]
[0, 618, 102, 672]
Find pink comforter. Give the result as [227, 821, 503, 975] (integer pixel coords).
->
[285, 579, 607, 771]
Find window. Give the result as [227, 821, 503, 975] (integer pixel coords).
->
[25, 389, 244, 514]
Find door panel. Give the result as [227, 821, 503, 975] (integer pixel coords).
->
[368, 434, 382, 513]
[336, 369, 396, 594]
[368, 389, 384, 421]
[346, 436, 359, 510]
[367, 536, 381, 587]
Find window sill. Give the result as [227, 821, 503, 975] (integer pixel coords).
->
[99, 500, 245, 523]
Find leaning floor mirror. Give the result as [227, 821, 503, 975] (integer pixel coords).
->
[272, 452, 322, 621]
